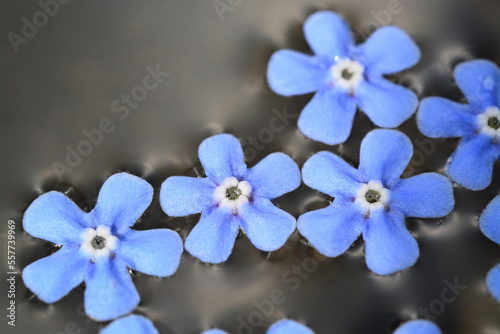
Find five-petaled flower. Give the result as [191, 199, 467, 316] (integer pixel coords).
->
[22, 173, 183, 321]
[100, 315, 158, 334]
[203, 319, 315, 334]
[394, 320, 442, 334]
[160, 133, 301, 264]
[418, 59, 500, 190]
[267, 10, 421, 145]
[298, 129, 454, 275]
[479, 194, 500, 303]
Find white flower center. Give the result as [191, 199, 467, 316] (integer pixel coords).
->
[330, 58, 364, 91]
[214, 177, 252, 214]
[477, 106, 500, 137]
[80, 225, 118, 260]
[355, 180, 390, 212]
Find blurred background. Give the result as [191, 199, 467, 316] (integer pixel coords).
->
[1, 0, 500, 333]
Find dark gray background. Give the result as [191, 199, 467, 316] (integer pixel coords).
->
[2, 0, 500, 333]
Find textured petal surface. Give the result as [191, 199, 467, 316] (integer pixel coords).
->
[199, 134, 247, 184]
[454, 59, 500, 108]
[23, 191, 87, 245]
[118, 229, 183, 277]
[244, 152, 301, 200]
[298, 199, 365, 257]
[22, 246, 88, 303]
[391, 173, 454, 218]
[88, 173, 153, 235]
[160, 176, 215, 216]
[185, 207, 240, 264]
[303, 11, 354, 60]
[84, 257, 139, 321]
[446, 134, 500, 190]
[238, 197, 296, 252]
[267, 50, 328, 96]
[267, 319, 315, 334]
[359, 129, 413, 185]
[356, 79, 418, 128]
[298, 88, 357, 145]
[302, 151, 363, 198]
[486, 263, 500, 303]
[100, 315, 158, 334]
[479, 195, 500, 245]
[358, 26, 420, 75]
[363, 209, 418, 275]
[417, 97, 477, 138]
[394, 320, 442, 334]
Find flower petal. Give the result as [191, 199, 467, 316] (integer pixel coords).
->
[22, 246, 88, 303]
[185, 207, 240, 264]
[267, 50, 329, 96]
[118, 229, 183, 277]
[357, 26, 420, 75]
[238, 197, 296, 252]
[358, 129, 413, 185]
[244, 153, 300, 200]
[297, 88, 357, 145]
[202, 330, 228, 334]
[88, 173, 153, 236]
[391, 173, 454, 218]
[394, 320, 442, 334]
[160, 176, 215, 216]
[100, 315, 158, 334]
[267, 319, 315, 334]
[298, 199, 365, 257]
[23, 191, 87, 245]
[84, 257, 139, 321]
[417, 97, 477, 138]
[454, 59, 500, 109]
[356, 78, 418, 128]
[446, 134, 500, 190]
[486, 263, 500, 303]
[479, 195, 500, 245]
[303, 11, 354, 60]
[302, 151, 363, 198]
[198, 134, 247, 184]
[363, 209, 418, 275]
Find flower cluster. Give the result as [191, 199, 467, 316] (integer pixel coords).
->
[19, 7, 500, 333]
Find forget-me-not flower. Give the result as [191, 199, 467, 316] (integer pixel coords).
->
[418, 59, 500, 190]
[101, 315, 158, 334]
[160, 133, 301, 264]
[22, 173, 183, 321]
[203, 319, 315, 334]
[394, 320, 442, 334]
[267, 10, 421, 145]
[298, 129, 454, 275]
[479, 194, 500, 303]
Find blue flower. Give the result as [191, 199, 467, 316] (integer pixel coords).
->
[417, 59, 500, 190]
[100, 315, 158, 334]
[393, 320, 441, 334]
[298, 129, 454, 275]
[203, 319, 314, 334]
[22, 173, 183, 321]
[479, 194, 500, 303]
[267, 10, 420, 145]
[160, 133, 301, 264]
